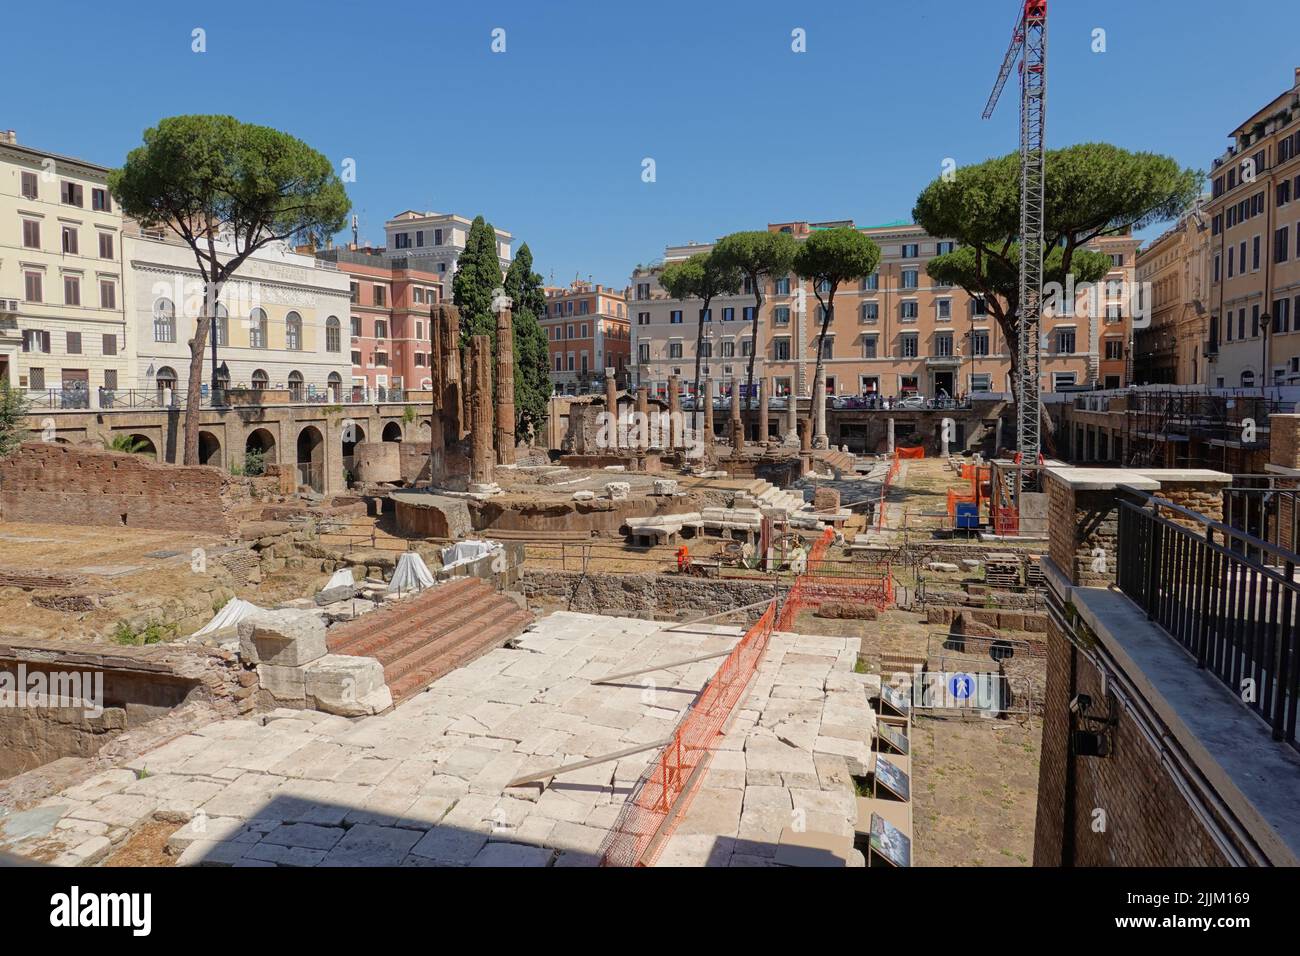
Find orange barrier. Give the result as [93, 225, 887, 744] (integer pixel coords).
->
[875, 454, 901, 530]
[597, 600, 778, 867]
[896, 446, 925, 459]
[946, 487, 977, 519]
[993, 505, 1019, 536]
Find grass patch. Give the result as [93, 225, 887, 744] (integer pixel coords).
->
[112, 620, 175, 646]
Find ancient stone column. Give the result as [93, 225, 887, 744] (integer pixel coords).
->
[799, 419, 812, 475]
[812, 365, 828, 449]
[784, 387, 799, 446]
[758, 377, 770, 446]
[887, 417, 896, 455]
[730, 378, 745, 451]
[470, 335, 494, 486]
[605, 369, 619, 452]
[495, 306, 515, 465]
[635, 385, 650, 451]
[667, 374, 681, 450]
[436, 304, 464, 446]
[703, 377, 715, 450]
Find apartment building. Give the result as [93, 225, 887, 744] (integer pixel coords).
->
[0, 130, 127, 401]
[630, 220, 1136, 401]
[1134, 200, 1213, 386]
[125, 230, 351, 403]
[315, 246, 442, 399]
[541, 280, 631, 393]
[382, 211, 511, 285]
[1205, 67, 1300, 388]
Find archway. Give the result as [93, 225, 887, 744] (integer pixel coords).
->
[244, 428, 276, 476]
[296, 425, 325, 492]
[126, 434, 157, 458]
[382, 421, 403, 443]
[327, 372, 342, 402]
[155, 366, 177, 407]
[198, 430, 223, 468]
[341, 422, 365, 481]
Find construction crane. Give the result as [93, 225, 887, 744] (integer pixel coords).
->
[983, 0, 1047, 470]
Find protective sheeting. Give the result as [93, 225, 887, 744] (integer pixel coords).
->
[440, 539, 500, 571]
[324, 568, 355, 590]
[388, 551, 436, 594]
[194, 598, 264, 637]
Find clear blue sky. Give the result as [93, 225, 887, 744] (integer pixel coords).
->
[10, 0, 1298, 287]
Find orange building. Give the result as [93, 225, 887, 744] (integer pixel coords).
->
[540, 280, 631, 393]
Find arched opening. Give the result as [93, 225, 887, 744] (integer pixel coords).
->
[325, 316, 341, 354]
[249, 308, 268, 349]
[212, 303, 229, 347]
[382, 421, 403, 443]
[153, 299, 176, 343]
[243, 428, 276, 477]
[296, 425, 325, 493]
[285, 311, 302, 351]
[288, 370, 304, 402]
[327, 372, 342, 402]
[154, 366, 178, 407]
[251, 369, 269, 390]
[126, 434, 157, 458]
[198, 430, 223, 468]
[341, 422, 365, 480]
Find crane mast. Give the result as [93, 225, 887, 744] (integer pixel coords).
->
[984, 0, 1047, 468]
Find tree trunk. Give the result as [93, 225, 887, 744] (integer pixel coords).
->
[183, 309, 211, 466]
[744, 284, 763, 434]
[809, 292, 833, 437]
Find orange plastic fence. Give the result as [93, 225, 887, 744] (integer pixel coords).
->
[946, 488, 977, 519]
[597, 601, 779, 867]
[993, 505, 1019, 536]
[875, 455, 901, 529]
[896, 446, 925, 459]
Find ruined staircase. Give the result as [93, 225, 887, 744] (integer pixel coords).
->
[327, 576, 533, 704]
[814, 448, 856, 476]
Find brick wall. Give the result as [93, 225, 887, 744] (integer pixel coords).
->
[1270, 414, 1300, 468]
[1046, 479, 1118, 587]
[1034, 615, 1232, 866]
[0, 443, 243, 536]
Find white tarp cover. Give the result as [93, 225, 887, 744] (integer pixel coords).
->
[388, 551, 436, 594]
[194, 598, 264, 637]
[440, 539, 500, 571]
[324, 568, 355, 590]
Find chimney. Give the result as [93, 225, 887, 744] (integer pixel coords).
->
[1295, 66, 1300, 86]
[0, 130, 16, 145]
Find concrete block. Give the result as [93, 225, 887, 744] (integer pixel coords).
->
[238, 609, 328, 667]
[303, 654, 392, 717]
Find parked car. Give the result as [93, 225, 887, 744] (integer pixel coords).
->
[896, 394, 926, 410]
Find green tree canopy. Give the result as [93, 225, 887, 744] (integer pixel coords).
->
[503, 243, 551, 443]
[110, 115, 349, 464]
[453, 216, 505, 344]
[794, 228, 881, 423]
[660, 252, 743, 427]
[913, 143, 1201, 396]
[0, 380, 29, 459]
[712, 230, 797, 412]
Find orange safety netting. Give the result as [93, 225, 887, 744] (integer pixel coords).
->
[896, 446, 925, 459]
[875, 455, 901, 530]
[946, 487, 977, 519]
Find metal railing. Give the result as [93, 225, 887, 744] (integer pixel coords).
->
[1116, 490, 1300, 750]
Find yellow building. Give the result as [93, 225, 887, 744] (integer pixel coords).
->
[1135, 201, 1213, 385]
[0, 130, 127, 402]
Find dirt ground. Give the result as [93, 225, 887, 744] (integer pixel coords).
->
[101, 819, 180, 867]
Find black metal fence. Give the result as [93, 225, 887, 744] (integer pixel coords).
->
[1116, 492, 1299, 750]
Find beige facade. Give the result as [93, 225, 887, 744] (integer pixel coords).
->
[1205, 67, 1300, 389]
[630, 220, 1138, 401]
[541, 280, 631, 393]
[0, 131, 128, 401]
[382, 211, 511, 286]
[1134, 202, 1213, 385]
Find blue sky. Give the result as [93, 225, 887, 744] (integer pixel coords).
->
[11, 0, 1298, 286]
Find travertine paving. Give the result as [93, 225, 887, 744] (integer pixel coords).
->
[1, 611, 876, 867]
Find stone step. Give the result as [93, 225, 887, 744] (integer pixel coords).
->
[366, 589, 504, 669]
[385, 608, 534, 702]
[327, 577, 482, 657]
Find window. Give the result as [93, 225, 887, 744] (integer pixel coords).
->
[720, 341, 734, 358]
[863, 273, 879, 290]
[374, 351, 389, 367]
[971, 330, 990, 355]
[1277, 226, 1291, 264]
[1105, 339, 1123, 360]
[99, 280, 115, 309]
[1253, 235, 1262, 270]
[970, 373, 992, 391]
[670, 310, 683, 324]
[103, 333, 117, 356]
[22, 330, 50, 353]
[700, 341, 713, 359]
[774, 277, 790, 295]
[1056, 328, 1076, 354]
[352, 350, 362, 366]
[862, 302, 878, 322]
[351, 315, 362, 337]
[1110, 253, 1124, 267]
[773, 338, 791, 361]
[373, 285, 386, 307]
[285, 311, 302, 350]
[249, 308, 268, 348]
[62, 226, 78, 254]
[349, 282, 359, 304]
[579, 301, 589, 316]
[900, 333, 919, 358]
[638, 343, 650, 362]
[104, 369, 118, 390]
[971, 297, 987, 316]
[555, 355, 563, 372]
[209, 303, 226, 346]
[936, 299, 951, 320]
[63, 275, 80, 306]
[374, 319, 388, 339]
[638, 311, 650, 325]
[934, 332, 953, 357]
[92, 188, 111, 212]
[251, 369, 269, 389]
[60, 181, 83, 206]
[721, 307, 734, 322]
[434, 228, 443, 245]
[22, 220, 40, 249]
[863, 335, 878, 359]
[24, 271, 43, 302]
[669, 343, 683, 359]
[774, 306, 791, 325]
[29, 368, 45, 389]
[98, 232, 114, 259]
[1053, 372, 1077, 390]
[395, 232, 411, 249]
[153, 299, 176, 342]
[326, 316, 341, 352]
[743, 307, 756, 321]
[415, 230, 424, 248]
[900, 301, 918, 320]
[413, 287, 424, 304]
[66, 331, 81, 354]
[21, 171, 37, 199]
[901, 269, 918, 289]
[580, 324, 588, 338]
[902, 243, 919, 258]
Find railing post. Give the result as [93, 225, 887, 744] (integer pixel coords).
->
[1145, 507, 1162, 620]
[1274, 559, 1296, 742]
[1197, 525, 1213, 669]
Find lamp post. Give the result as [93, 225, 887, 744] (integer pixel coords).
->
[1261, 314, 1272, 394]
